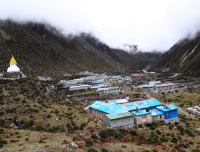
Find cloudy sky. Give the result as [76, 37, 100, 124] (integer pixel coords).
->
[1, 0, 200, 51]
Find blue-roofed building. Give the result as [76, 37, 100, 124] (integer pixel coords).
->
[151, 108, 165, 122]
[88, 98, 163, 124]
[130, 109, 152, 125]
[88, 98, 179, 126]
[154, 104, 179, 123]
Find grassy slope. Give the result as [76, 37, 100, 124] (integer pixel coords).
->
[1, 79, 200, 151]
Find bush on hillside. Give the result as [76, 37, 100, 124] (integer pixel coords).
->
[88, 148, 98, 152]
[85, 140, 93, 147]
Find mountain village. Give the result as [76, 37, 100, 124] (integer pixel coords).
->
[0, 54, 200, 152]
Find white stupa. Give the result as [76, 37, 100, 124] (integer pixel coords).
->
[7, 55, 20, 72]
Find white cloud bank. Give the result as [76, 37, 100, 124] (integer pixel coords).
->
[1, 0, 200, 51]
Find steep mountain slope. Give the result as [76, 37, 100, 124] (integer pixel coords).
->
[0, 20, 161, 79]
[151, 32, 200, 76]
[80, 33, 162, 70]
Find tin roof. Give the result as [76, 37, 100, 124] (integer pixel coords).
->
[131, 73, 144, 76]
[97, 86, 120, 91]
[89, 98, 162, 114]
[155, 83, 174, 87]
[166, 104, 178, 110]
[149, 81, 161, 84]
[155, 104, 178, 112]
[109, 86, 120, 90]
[108, 99, 129, 104]
[143, 84, 155, 88]
[111, 75, 122, 79]
[106, 112, 133, 119]
[93, 80, 104, 84]
[151, 108, 165, 115]
[130, 109, 152, 116]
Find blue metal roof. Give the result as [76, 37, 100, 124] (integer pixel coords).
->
[125, 98, 162, 111]
[143, 84, 155, 88]
[166, 104, 178, 110]
[151, 108, 165, 115]
[108, 99, 129, 105]
[154, 104, 178, 112]
[89, 98, 162, 114]
[130, 109, 152, 116]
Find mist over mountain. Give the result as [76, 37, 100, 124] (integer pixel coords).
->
[0, 20, 162, 79]
[151, 31, 200, 76]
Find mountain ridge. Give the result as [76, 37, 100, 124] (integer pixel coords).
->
[0, 20, 161, 79]
[151, 32, 200, 76]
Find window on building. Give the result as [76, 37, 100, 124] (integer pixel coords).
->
[129, 117, 131, 121]
[160, 115, 162, 119]
[167, 112, 169, 116]
[121, 118, 123, 123]
[142, 115, 147, 122]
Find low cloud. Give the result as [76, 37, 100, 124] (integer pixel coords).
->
[1, 0, 200, 51]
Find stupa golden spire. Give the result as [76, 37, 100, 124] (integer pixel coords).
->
[9, 55, 17, 64]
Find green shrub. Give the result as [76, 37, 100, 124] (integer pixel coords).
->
[25, 138, 29, 141]
[99, 129, 116, 139]
[38, 140, 43, 143]
[185, 129, 195, 137]
[91, 134, 98, 139]
[73, 137, 77, 141]
[101, 148, 108, 152]
[189, 141, 194, 145]
[156, 130, 161, 135]
[99, 138, 105, 143]
[88, 148, 98, 152]
[85, 140, 93, 147]
[47, 115, 51, 118]
[130, 130, 137, 135]
[80, 125, 83, 130]
[67, 123, 70, 127]
[34, 126, 46, 131]
[148, 133, 159, 144]
[0, 129, 4, 134]
[0, 112, 4, 116]
[29, 120, 34, 126]
[22, 100, 26, 103]
[0, 143, 3, 148]
[30, 115, 33, 118]
[60, 126, 65, 132]
[160, 137, 168, 142]
[150, 126, 155, 130]
[171, 137, 178, 143]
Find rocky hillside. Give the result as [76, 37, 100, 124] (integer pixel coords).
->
[151, 32, 200, 76]
[0, 20, 161, 79]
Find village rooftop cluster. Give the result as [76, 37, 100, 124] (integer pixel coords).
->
[87, 98, 179, 127]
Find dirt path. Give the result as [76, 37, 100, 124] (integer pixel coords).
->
[35, 96, 40, 107]
[178, 107, 195, 118]
[49, 114, 56, 128]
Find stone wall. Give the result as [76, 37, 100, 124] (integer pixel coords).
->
[164, 117, 179, 123]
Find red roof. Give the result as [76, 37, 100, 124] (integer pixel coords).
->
[131, 73, 144, 76]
